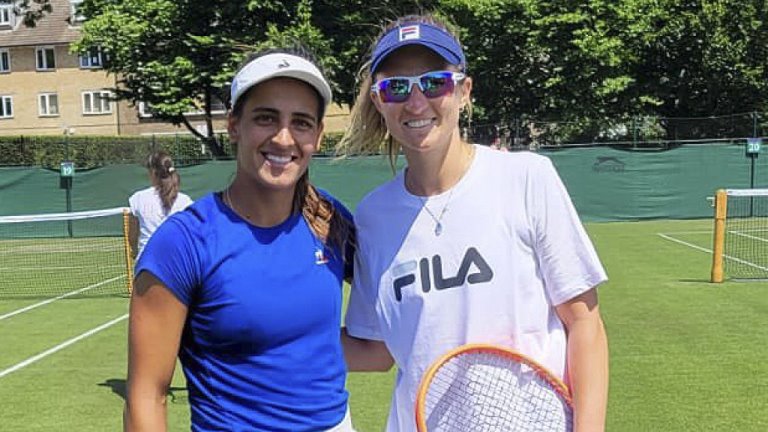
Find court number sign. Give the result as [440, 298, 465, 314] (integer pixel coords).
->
[60, 161, 75, 177]
[747, 138, 762, 155]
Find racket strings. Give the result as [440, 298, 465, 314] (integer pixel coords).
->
[424, 352, 572, 431]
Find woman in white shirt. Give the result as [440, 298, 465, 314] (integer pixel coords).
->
[128, 151, 193, 258]
[337, 14, 609, 432]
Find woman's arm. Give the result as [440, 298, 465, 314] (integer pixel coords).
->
[124, 271, 188, 432]
[341, 328, 394, 372]
[555, 288, 609, 432]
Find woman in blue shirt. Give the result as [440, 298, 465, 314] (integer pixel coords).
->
[124, 46, 355, 432]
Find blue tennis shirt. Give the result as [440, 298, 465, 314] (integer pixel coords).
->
[136, 192, 351, 431]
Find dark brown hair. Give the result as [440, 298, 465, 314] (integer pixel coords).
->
[146, 150, 180, 214]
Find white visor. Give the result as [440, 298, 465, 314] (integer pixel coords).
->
[230, 53, 332, 112]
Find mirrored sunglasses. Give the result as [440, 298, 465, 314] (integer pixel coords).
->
[371, 71, 466, 103]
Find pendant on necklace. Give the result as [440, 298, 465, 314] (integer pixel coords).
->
[434, 222, 443, 236]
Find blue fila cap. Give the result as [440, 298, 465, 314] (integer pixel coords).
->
[370, 22, 466, 74]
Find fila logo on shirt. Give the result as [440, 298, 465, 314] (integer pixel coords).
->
[392, 247, 493, 302]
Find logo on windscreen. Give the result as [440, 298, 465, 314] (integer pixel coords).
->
[592, 156, 625, 173]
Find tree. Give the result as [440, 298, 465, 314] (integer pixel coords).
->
[0, 0, 52, 26]
[311, 0, 442, 106]
[631, 0, 768, 115]
[434, 0, 648, 143]
[70, 0, 768, 148]
[438, 0, 768, 143]
[73, 0, 333, 156]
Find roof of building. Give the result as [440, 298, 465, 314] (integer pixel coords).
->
[0, 0, 81, 47]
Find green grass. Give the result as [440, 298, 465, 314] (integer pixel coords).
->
[1, 219, 767, 431]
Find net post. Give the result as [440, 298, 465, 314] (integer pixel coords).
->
[122, 209, 135, 294]
[711, 189, 727, 283]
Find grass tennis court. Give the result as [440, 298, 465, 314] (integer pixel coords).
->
[1, 218, 767, 431]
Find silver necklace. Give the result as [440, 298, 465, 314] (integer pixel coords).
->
[411, 144, 474, 236]
[419, 188, 455, 236]
[225, 187, 249, 220]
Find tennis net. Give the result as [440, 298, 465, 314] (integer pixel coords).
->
[711, 189, 768, 282]
[0, 207, 133, 298]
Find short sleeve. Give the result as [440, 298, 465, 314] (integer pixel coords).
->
[179, 193, 193, 209]
[344, 243, 384, 341]
[134, 216, 203, 306]
[128, 191, 139, 217]
[528, 158, 607, 305]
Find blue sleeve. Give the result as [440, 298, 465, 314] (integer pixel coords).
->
[134, 216, 203, 306]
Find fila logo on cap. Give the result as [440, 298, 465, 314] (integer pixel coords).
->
[399, 25, 420, 41]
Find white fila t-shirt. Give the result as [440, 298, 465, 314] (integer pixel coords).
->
[128, 186, 193, 257]
[345, 145, 607, 432]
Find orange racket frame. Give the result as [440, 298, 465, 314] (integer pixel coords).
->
[415, 343, 573, 431]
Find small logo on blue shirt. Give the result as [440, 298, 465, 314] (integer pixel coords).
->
[315, 248, 329, 265]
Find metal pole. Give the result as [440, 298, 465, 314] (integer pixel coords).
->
[632, 116, 637, 148]
[64, 133, 73, 237]
[750, 113, 758, 217]
[753, 111, 758, 138]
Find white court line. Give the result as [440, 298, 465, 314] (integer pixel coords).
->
[657, 233, 768, 272]
[729, 230, 768, 243]
[657, 230, 710, 235]
[0, 275, 124, 321]
[657, 233, 713, 254]
[0, 265, 123, 272]
[0, 314, 128, 379]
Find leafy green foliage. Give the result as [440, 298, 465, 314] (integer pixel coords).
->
[0, 132, 344, 168]
[628, 0, 768, 120]
[56, 0, 768, 145]
[311, 0, 443, 106]
[437, 0, 768, 141]
[72, 0, 332, 156]
[0, 135, 214, 168]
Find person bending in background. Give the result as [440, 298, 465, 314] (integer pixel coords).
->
[128, 150, 192, 259]
[337, 14, 609, 432]
[124, 46, 356, 431]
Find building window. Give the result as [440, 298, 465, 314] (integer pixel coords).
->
[82, 90, 112, 115]
[210, 98, 227, 114]
[0, 96, 13, 119]
[183, 96, 227, 115]
[138, 102, 155, 118]
[0, 49, 9, 73]
[70, 0, 84, 22]
[36, 47, 56, 70]
[79, 47, 103, 68]
[0, 5, 13, 26]
[39, 93, 59, 117]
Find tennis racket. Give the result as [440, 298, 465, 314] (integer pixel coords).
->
[415, 343, 573, 432]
